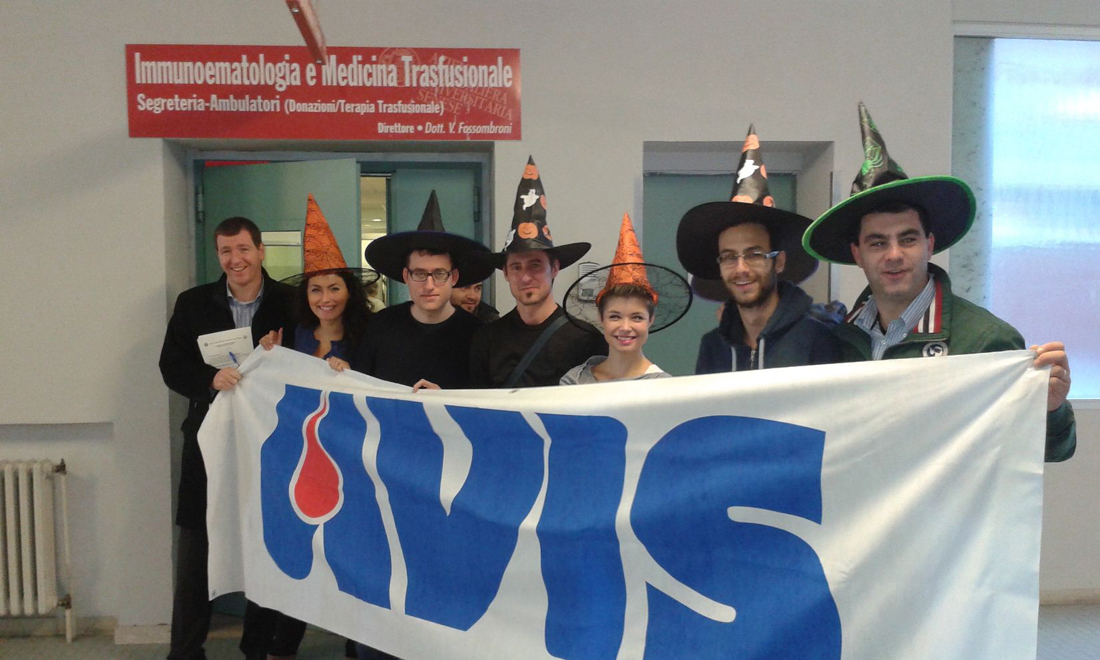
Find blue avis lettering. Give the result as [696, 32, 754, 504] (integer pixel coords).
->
[260, 387, 840, 658]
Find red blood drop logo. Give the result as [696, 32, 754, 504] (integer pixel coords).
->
[290, 392, 343, 523]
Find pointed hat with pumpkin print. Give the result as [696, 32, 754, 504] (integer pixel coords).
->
[676, 124, 818, 283]
[364, 189, 494, 287]
[282, 194, 380, 287]
[564, 212, 692, 334]
[803, 102, 975, 264]
[478, 156, 591, 270]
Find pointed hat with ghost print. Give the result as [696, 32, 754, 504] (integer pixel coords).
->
[364, 189, 494, 287]
[563, 212, 692, 335]
[281, 194, 380, 287]
[478, 156, 591, 270]
[676, 124, 818, 283]
[803, 102, 975, 264]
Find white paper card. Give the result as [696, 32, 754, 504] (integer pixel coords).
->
[197, 327, 253, 369]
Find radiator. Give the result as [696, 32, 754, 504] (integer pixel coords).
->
[0, 460, 74, 642]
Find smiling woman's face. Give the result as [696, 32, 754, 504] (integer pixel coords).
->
[307, 273, 349, 322]
[600, 295, 654, 355]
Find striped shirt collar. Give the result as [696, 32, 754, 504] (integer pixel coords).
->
[227, 280, 265, 329]
[851, 275, 938, 360]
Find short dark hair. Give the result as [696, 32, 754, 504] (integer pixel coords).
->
[505, 250, 559, 270]
[214, 216, 262, 247]
[405, 248, 453, 269]
[724, 220, 776, 252]
[851, 201, 931, 244]
[597, 283, 656, 318]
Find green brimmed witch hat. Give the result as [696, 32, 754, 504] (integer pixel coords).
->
[364, 190, 495, 287]
[477, 156, 591, 270]
[803, 102, 976, 264]
[676, 125, 818, 283]
[281, 194, 381, 288]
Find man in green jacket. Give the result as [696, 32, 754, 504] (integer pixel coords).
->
[803, 103, 1074, 461]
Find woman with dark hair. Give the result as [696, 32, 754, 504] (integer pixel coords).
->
[560, 214, 692, 384]
[258, 195, 378, 660]
[288, 268, 372, 371]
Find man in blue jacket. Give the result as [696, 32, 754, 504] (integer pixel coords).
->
[678, 125, 840, 374]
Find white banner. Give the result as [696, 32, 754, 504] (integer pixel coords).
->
[200, 347, 1048, 660]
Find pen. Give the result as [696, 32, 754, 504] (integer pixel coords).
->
[229, 352, 239, 366]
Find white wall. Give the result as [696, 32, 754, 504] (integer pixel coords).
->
[0, 0, 1095, 630]
[954, 0, 1100, 28]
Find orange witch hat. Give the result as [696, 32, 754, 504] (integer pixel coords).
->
[598, 213, 656, 304]
[281, 194, 379, 287]
[302, 194, 348, 272]
[563, 212, 692, 335]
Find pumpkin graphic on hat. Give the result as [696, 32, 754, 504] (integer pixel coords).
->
[473, 155, 591, 270]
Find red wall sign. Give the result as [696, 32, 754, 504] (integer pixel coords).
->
[126, 44, 521, 140]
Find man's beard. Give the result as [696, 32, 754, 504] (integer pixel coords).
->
[518, 286, 551, 308]
[727, 273, 778, 310]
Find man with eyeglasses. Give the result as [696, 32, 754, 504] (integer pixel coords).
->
[353, 191, 496, 394]
[468, 157, 605, 388]
[802, 104, 1074, 461]
[678, 126, 840, 373]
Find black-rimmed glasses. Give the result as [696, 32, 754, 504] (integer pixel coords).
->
[407, 268, 454, 283]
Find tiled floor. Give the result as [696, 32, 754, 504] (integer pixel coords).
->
[1, 604, 1097, 659]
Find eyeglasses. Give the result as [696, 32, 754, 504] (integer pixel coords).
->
[407, 268, 454, 283]
[716, 250, 780, 267]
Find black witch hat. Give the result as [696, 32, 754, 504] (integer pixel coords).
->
[803, 102, 975, 264]
[689, 275, 731, 303]
[364, 190, 495, 287]
[676, 125, 818, 283]
[477, 156, 591, 270]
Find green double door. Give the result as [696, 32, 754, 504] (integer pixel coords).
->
[199, 158, 482, 301]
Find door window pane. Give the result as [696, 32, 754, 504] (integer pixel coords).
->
[261, 230, 303, 282]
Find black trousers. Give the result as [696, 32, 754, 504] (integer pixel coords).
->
[243, 605, 307, 657]
[168, 526, 212, 660]
[168, 526, 306, 660]
[355, 642, 400, 659]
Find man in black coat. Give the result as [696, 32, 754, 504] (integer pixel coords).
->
[159, 216, 295, 660]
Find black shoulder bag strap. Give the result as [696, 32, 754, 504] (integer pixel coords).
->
[503, 314, 568, 388]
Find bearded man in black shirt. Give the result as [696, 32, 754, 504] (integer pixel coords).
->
[468, 157, 605, 388]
